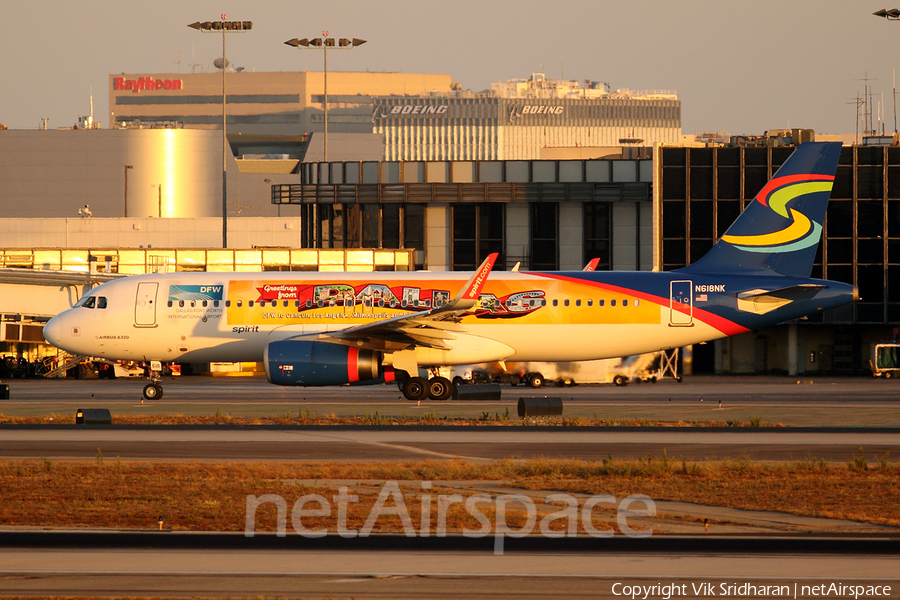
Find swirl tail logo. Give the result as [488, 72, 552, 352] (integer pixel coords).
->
[721, 174, 833, 253]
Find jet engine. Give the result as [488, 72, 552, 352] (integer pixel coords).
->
[264, 340, 383, 386]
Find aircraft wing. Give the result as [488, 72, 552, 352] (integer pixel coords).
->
[300, 253, 498, 352]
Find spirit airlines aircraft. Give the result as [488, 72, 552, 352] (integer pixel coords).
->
[44, 142, 856, 401]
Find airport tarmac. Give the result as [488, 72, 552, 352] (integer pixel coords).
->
[0, 535, 897, 599]
[1, 426, 898, 461]
[1, 374, 899, 427]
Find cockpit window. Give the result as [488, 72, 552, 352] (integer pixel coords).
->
[81, 296, 96, 309]
[97, 297, 107, 309]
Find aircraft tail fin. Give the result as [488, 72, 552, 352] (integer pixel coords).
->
[679, 142, 842, 278]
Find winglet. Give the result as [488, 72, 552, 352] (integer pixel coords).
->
[454, 253, 498, 302]
[583, 258, 601, 272]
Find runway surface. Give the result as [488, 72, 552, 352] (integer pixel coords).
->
[7, 374, 900, 404]
[1, 426, 898, 461]
[1, 534, 897, 599]
[2, 374, 900, 427]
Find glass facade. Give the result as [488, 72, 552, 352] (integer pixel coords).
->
[451, 204, 505, 271]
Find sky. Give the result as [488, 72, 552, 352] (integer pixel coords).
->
[2, 0, 900, 135]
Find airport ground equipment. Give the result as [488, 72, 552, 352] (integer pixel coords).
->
[869, 343, 900, 378]
[517, 396, 563, 417]
[453, 384, 502, 400]
[75, 408, 111, 425]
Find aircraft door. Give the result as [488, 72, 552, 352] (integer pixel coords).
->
[135, 282, 159, 327]
[669, 280, 693, 326]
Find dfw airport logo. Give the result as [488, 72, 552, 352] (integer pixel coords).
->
[245, 481, 655, 554]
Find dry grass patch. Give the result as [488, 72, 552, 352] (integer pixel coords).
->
[0, 456, 897, 532]
[0, 412, 783, 427]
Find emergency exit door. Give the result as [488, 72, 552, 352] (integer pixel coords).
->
[669, 280, 693, 326]
[135, 282, 159, 327]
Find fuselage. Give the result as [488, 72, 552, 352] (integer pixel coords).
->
[43, 269, 856, 367]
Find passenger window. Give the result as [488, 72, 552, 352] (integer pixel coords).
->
[611, 299, 617, 307]
[237, 300, 242, 307]
[225, 300, 231, 307]
[575, 299, 581, 307]
[167, 301, 173, 308]
[202, 300, 208, 307]
[249, 301, 255, 307]
[587, 299, 593, 307]
[214, 300, 219, 308]
[599, 299, 605, 307]
[295, 300, 300, 307]
[97, 297, 107, 309]
[179, 300, 185, 308]
[541, 299, 547, 307]
[552, 299, 558, 307]
[634, 299, 640, 307]
[623, 299, 628, 307]
[307, 300, 312, 308]
[564, 299, 570, 307]
[283, 300, 289, 308]
[190, 301, 196, 307]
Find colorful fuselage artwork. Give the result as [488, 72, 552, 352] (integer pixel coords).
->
[224, 279, 548, 326]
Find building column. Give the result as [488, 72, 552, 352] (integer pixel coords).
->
[425, 204, 450, 271]
[787, 322, 799, 376]
[612, 203, 637, 270]
[505, 204, 529, 270]
[558, 203, 583, 270]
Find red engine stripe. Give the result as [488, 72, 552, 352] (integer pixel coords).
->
[347, 347, 359, 383]
[383, 366, 395, 383]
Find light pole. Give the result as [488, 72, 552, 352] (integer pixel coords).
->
[188, 17, 253, 248]
[285, 34, 366, 162]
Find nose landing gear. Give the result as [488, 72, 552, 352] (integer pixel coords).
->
[143, 382, 163, 400]
[142, 360, 165, 400]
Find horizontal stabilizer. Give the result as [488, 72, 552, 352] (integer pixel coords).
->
[736, 284, 825, 315]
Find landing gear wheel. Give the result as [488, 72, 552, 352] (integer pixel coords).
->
[402, 376, 429, 401]
[427, 377, 454, 401]
[527, 373, 544, 389]
[613, 374, 629, 387]
[143, 383, 163, 400]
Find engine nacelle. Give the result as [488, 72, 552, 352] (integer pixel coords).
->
[264, 340, 382, 386]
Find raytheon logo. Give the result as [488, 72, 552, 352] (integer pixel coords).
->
[114, 77, 184, 94]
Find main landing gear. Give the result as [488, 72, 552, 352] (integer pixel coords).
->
[142, 360, 165, 400]
[400, 370, 454, 401]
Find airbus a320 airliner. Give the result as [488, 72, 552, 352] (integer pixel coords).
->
[43, 142, 857, 401]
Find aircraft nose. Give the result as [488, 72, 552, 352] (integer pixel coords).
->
[43, 315, 62, 347]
